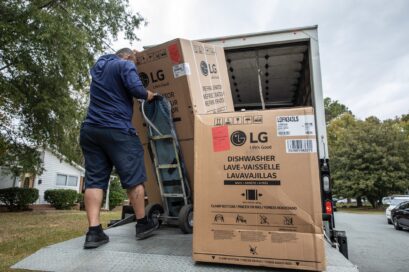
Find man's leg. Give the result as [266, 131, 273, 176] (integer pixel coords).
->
[127, 183, 158, 239]
[80, 125, 112, 249]
[85, 188, 104, 226]
[127, 184, 145, 219]
[108, 130, 158, 239]
[83, 188, 109, 249]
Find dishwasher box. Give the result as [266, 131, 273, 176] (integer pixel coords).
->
[192, 107, 326, 271]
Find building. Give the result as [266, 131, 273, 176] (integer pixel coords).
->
[0, 149, 85, 204]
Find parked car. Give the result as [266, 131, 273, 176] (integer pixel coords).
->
[391, 201, 409, 230]
[382, 196, 392, 205]
[386, 197, 409, 224]
[383, 195, 409, 205]
[337, 198, 357, 204]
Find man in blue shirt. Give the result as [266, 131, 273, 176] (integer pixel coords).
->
[80, 48, 156, 249]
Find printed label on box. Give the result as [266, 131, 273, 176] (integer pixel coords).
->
[168, 43, 181, 63]
[212, 126, 230, 152]
[173, 63, 191, 78]
[202, 84, 227, 113]
[276, 115, 315, 136]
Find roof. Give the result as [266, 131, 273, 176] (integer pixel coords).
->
[143, 25, 318, 49]
[198, 25, 318, 43]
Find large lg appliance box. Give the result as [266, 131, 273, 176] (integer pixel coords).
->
[131, 38, 234, 204]
[193, 107, 326, 271]
[132, 38, 234, 145]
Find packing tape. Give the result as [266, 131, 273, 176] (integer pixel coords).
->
[211, 44, 226, 112]
[189, 40, 207, 113]
[201, 43, 215, 113]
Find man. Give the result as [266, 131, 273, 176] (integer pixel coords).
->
[80, 48, 157, 249]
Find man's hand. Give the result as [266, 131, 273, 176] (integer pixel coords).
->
[146, 90, 156, 101]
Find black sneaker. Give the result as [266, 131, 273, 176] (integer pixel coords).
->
[135, 220, 159, 240]
[84, 230, 109, 249]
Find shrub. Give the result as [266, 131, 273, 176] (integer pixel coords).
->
[109, 179, 127, 210]
[0, 187, 39, 211]
[77, 193, 85, 210]
[77, 193, 84, 203]
[44, 189, 79, 209]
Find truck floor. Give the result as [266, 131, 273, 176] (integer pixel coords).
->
[12, 223, 358, 272]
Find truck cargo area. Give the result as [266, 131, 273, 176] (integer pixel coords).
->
[224, 42, 312, 110]
[201, 26, 344, 260]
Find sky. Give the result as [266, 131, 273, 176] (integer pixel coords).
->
[113, 0, 409, 120]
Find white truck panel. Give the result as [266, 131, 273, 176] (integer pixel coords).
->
[200, 26, 329, 160]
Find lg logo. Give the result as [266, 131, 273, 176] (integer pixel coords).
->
[200, 61, 208, 76]
[200, 61, 217, 76]
[139, 72, 149, 88]
[139, 70, 165, 87]
[230, 131, 247, 146]
[230, 131, 268, 146]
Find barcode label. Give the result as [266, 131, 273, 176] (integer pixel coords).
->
[286, 139, 317, 153]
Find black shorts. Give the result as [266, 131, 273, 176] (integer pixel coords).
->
[80, 125, 146, 190]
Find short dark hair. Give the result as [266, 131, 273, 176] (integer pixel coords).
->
[115, 48, 133, 58]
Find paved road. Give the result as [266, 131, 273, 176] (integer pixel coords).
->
[335, 212, 409, 272]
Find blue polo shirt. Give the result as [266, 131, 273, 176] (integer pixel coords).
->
[83, 54, 147, 133]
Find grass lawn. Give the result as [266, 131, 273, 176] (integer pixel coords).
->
[0, 210, 121, 272]
[336, 207, 385, 214]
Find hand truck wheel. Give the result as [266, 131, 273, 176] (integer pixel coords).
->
[179, 204, 193, 234]
[145, 203, 164, 226]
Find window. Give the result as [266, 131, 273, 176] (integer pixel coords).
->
[400, 202, 409, 210]
[56, 174, 67, 185]
[56, 174, 78, 187]
[390, 199, 409, 205]
[67, 176, 78, 186]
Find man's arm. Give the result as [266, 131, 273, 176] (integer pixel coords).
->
[121, 61, 151, 100]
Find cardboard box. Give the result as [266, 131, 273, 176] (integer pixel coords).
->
[193, 107, 326, 271]
[132, 38, 234, 145]
[142, 139, 194, 206]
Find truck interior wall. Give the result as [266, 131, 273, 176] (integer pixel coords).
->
[294, 50, 312, 106]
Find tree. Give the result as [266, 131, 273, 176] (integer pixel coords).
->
[0, 1, 145, 176]
[329, 114, 409, 207]
[327, 113, 360, 200]
[324, 97, 352, 124]
[397, 113, 409, 139]
[0, 138, 43, 177]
